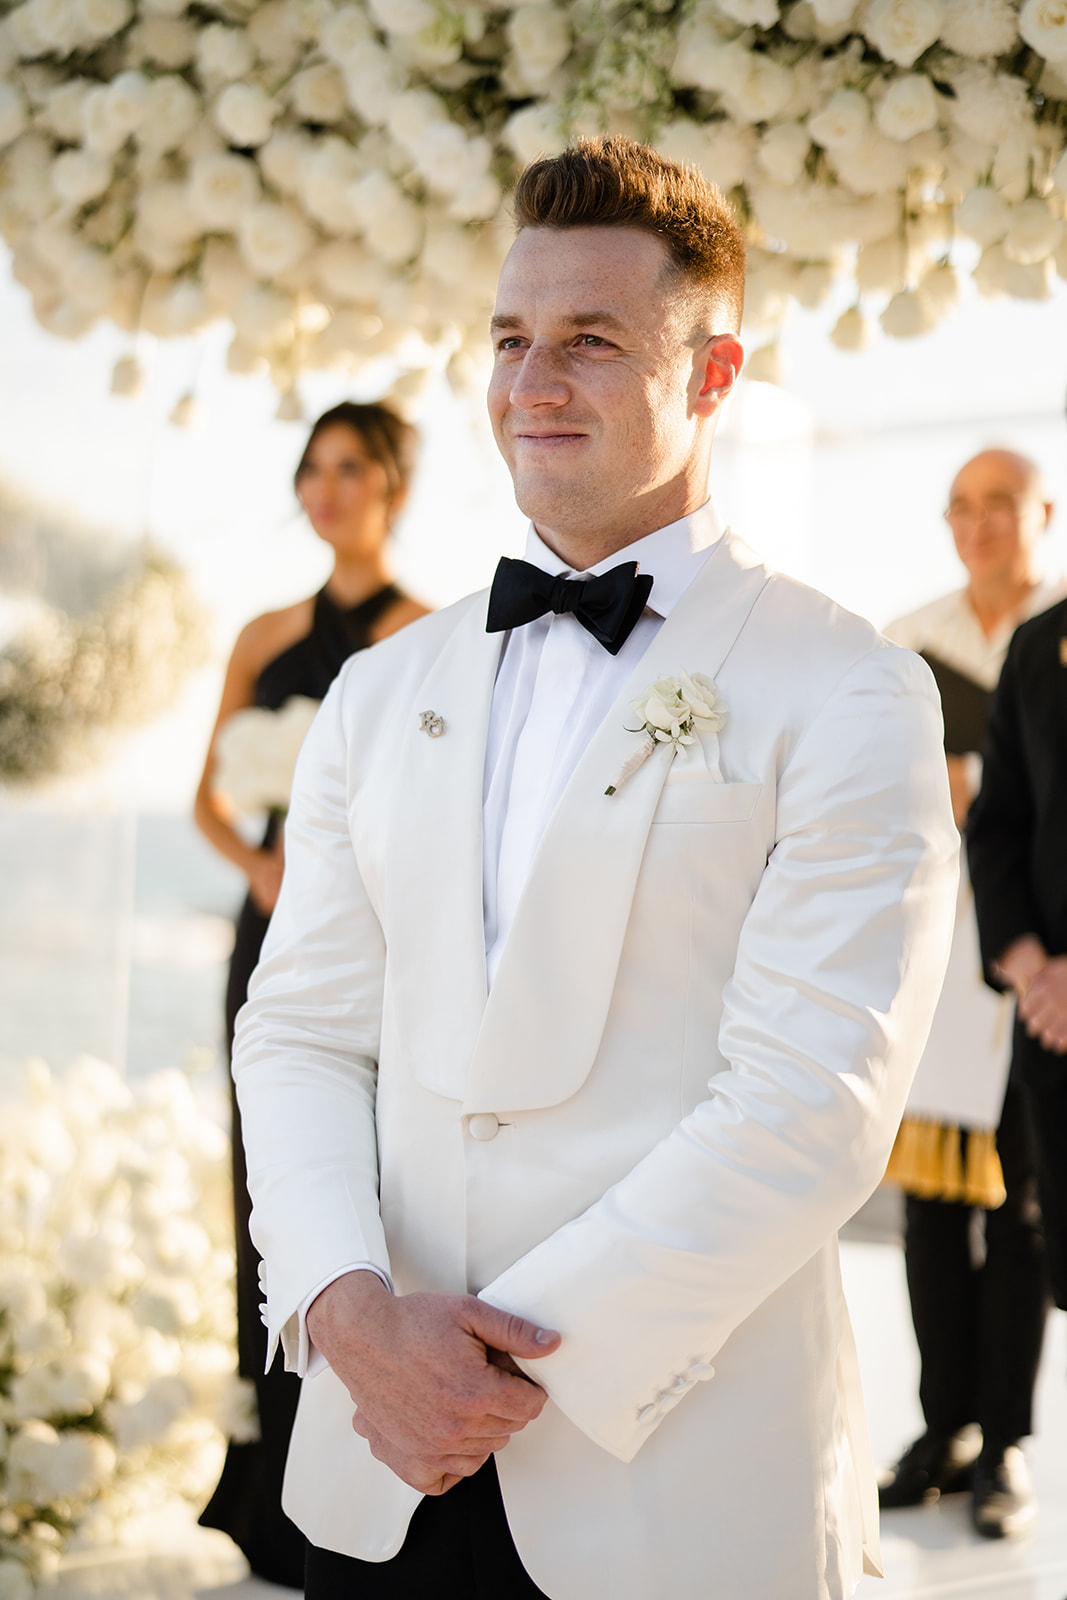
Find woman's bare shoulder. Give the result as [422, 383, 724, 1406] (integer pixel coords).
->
[232, 597, 316, 672]
[371, 593, 431, 643]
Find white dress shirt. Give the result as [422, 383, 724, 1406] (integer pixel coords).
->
[483, 500, 725, 986]
[296, 499, 724, 1370]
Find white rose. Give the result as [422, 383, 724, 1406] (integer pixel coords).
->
[247, 0, 302, 67]
[320, 5, 374, 65]
[855, 232, 908, 293]
[299, 137, 363, 232]
[723, 49, 794, 124]
[1002, 195, 1064, 263]
[18, 0, 85, 55]
[287, 0, 332, 39]
[757, 122, 810, 185]
[163, 279, 211, 334]
[107, 69, 150, 136]
[312, 238, 386, 301]
[1019, 0, 1067, 59]
[832, 130, 911, 195]
[918, 259, 962, 316]
[812, 0, 859, 22]
[830, 305, 873, 350]
[59, 246, 114, 315]
[449, 170, 502, 223]
[503, 103, 567, 165]
[387, 88, 448, 155]
[865, 0, 944, 66]
[214, 83, 278, 148]
[80, 86, 126, 155]
[739, 250, 792, 327]
[793, 260, 837, 307]
[188, 150, 260, 229]
[308, 305, 385, 366]
[744, 342, 784, 384]
[949, 67, 1030, 145]
[137, 179, 200, 246]
[214, 696, 317, 807]
[880, 286, 934, 337]
[421, 220, 480, 288]
[414, 120, 475, 196]
[0, 83, 28, 148]
[201, 237, 254, 310]
[42, 79, 92, 141]
[717, 0, 780, 24]
[953, 183, 1004, 241]
[974, 240, 1053, 298]
[507, 6, 571, 86]
[671, 19, 735, 93]
[110, 353, 145, 395]
[940, 0, 1019, 56]
[110, 1375, 193, 1450]
[348, 170, 423, 262]
[343, 44, 407, 126]
[1054, 148, 1067, 195]
[142, 0, 187, 14]
[876, 73, 941, 141]
[133, 15, 196, 68]
[238, 201, 313, 277]
[195, 23, 254, 82]
[808, 89, 870, 152]
[257, 128, 311, 196]
[51, 149, 111, 206]
[366, 0, 435, 34]
[290, 63, 347, 124]
[75, 0, 132, 40]
[992, 130, 1034, 203]
[139, 75, 200, 155]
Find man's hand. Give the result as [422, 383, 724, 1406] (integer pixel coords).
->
[306, 1272, 560, 1495]
[1018, 954, 1067, 1054]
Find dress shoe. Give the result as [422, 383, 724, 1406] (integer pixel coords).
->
[971, 1444, 1036, 1539]
[878, 1427, 981, 1508]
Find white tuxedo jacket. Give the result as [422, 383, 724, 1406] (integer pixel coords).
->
[234, 530, 958, 1600]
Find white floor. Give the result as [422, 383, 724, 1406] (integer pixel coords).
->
[33, 1238, 1067, 1600]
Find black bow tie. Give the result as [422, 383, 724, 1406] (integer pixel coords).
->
[486, 557, 653, 656]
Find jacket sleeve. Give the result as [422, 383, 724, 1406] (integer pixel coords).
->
[232, 672, 390, 1372]
[479, 645, 958, 1462]
[967, 630, 1041, 986]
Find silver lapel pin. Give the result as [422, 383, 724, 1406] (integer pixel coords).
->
[419, 710, 445, 737]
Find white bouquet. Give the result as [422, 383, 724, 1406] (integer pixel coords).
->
[0, 1058, 256, 1590]
[212, 695, 319, 816]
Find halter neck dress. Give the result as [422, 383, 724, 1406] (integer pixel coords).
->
[199, 581, 403, 1587]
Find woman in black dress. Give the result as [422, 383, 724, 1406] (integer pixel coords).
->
[194, 401, 427, 1588]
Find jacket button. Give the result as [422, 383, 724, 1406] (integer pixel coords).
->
[468, 1113, 501, 1141]
[637, 1404, 657, 1425]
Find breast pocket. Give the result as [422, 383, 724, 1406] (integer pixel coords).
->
[653, 780, 763, 825]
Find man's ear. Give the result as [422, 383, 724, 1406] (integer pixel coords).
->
[692, 334, 743, 417]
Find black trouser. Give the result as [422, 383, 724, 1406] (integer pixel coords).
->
[903, 1082, 1049, 1447]
[1020, 1070, 1067, 1311]
[305, 1457, 550, 1599]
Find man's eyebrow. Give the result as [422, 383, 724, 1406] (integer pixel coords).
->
[489, 310, 629, 332]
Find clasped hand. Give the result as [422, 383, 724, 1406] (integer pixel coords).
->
[306, 1272, 560, 1496]
[1018, 954, 1067, 1055]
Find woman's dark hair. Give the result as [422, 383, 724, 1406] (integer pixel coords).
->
[294, 401, 417, 501]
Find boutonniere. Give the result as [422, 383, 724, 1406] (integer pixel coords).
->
[605, 672, 726, 797]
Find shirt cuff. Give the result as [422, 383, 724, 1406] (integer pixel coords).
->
[296, 1262, 394, 1378]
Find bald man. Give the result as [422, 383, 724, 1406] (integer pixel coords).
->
[881, 449, 1059, 1539]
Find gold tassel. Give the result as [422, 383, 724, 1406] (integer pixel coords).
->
[884, 1117, 1005, 1208]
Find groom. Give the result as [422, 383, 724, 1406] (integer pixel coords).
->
[234, 137, 958, 1600]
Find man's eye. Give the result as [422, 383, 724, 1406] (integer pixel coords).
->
[498, 336, 524, 351]
[580, 335, 607, 347]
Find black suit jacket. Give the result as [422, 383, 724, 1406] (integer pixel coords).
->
[968, 596, 1067, 1086]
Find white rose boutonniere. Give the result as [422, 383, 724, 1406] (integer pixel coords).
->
[605, 672, 727, 797]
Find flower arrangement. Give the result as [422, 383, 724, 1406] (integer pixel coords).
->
[0, 1058, 256, 1596]
[1, 1, 1066, 398]
[0, 552, 210, 784]
[605, 669, 725, 793]
[212, 692, 319, 813]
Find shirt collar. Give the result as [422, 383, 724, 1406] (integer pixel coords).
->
[521, 500, 725, 621]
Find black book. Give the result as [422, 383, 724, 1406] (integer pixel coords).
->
[920, 650, 992, 755]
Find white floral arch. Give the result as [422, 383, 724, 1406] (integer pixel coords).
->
[1, 0, 1067, 405]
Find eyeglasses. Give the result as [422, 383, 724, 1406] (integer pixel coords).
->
[945, 496, 1026, 527]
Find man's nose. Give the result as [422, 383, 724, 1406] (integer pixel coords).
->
[508, 344, 570, 408]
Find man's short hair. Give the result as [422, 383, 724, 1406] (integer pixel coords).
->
[512, 135, 746, 332]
